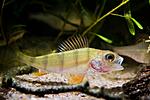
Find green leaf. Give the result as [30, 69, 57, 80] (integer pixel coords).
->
[112, 13, 143, 31]
[123, 2, 136, 35]
[95, 34, 112, 43]
[125, 16, 135, 35]
[149, 0, 150, 5]
[130, 17, 143, 29]
[112, 13, 143, 35]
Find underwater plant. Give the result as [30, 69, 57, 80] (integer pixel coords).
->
[0, 0, 147, 46]
[0, 0, 26, 46]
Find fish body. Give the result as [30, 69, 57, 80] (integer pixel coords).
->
[113, 41, 150, 64]
[17, 47, 124, 84]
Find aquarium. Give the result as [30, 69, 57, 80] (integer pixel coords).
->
[0, 0, 149, 100]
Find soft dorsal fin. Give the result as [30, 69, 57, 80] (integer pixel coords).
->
[57, 35, 89, 52]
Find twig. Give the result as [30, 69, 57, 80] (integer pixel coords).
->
[82, 0, 129, 36]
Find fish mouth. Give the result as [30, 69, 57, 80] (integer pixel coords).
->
[112, 56, 124, 71]
[112, 64, 124, 71]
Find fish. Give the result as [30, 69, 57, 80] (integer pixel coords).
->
[113, 41, 150, 64]
[16, 35, 124, 84]
[101, 41, 150, 64]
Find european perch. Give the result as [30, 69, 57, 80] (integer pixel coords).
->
[16, 35, 124, 84]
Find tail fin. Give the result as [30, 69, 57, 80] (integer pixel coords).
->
[13, 44, 33, 66]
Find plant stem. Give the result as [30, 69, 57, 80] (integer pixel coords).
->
[110, 13, 125, 17]
[82, 0, 129, 36]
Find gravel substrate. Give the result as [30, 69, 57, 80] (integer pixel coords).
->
[2, 67, 136, 100]
[6, 89, 104, 100]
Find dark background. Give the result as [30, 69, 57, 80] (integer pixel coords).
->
[0, 0, 150, 47]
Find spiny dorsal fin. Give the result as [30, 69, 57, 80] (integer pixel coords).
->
[57, 35, 89, 52]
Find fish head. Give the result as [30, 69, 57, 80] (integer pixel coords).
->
[89, 50, 124, 73]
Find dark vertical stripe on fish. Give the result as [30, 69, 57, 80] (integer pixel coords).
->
[43, 55, 48, 70]
[87, 48, 90, 62]
[75, 49, 78, 68]
[58, 52, 64, 72]
[30, 57, 35, 66]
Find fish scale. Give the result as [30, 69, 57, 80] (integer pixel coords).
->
[18, 48, 96, 73]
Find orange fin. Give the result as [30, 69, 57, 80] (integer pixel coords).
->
[68, 74, 85, 84]
[32, 69, 47, 77]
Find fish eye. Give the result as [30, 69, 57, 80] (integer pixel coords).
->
[105, 53, 115, 61]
